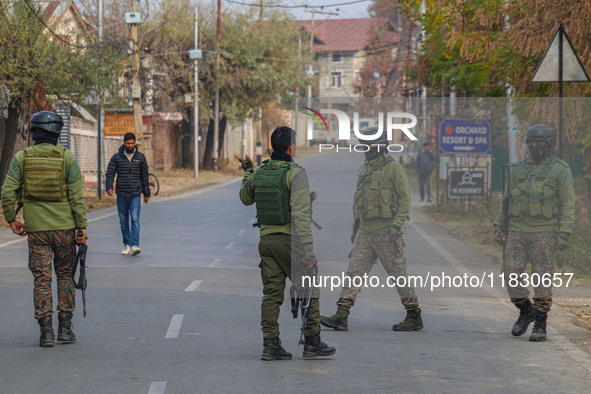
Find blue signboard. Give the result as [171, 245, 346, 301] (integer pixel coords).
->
[439, 118, 491, 155]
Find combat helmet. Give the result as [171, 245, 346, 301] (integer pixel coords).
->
[359, 127, 389, 146]
[525, 124, 556, 148]
[30, 111, 64, 134]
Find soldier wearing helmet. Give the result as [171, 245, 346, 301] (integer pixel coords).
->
[493, 124, 574, 342]
[1, 111, 88, 347]
[321, 127, 423, 332]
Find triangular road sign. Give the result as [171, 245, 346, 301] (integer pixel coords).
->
[531, 25, 590, 83]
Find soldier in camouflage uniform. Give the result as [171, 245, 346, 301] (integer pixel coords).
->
[321, 127, 423, 332]
[493, 124, 574, 342]
[1, 111, 88, 347]
[239, 126, 335, 360]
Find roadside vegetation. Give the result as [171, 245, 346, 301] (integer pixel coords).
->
[424, 177, 591, 278]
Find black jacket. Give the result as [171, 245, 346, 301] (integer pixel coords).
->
[106, 145, 150, 198]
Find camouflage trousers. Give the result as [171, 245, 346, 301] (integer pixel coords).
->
[337, 231, 419, 310]
[503, 231, 558, 313]
[28, 229, 77, 320]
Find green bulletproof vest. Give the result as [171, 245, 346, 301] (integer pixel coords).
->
[353, 156, 398, 221]
[252, 160, 292, 226]
[21, 145, 68, 202]
[509, 157, 563, 220]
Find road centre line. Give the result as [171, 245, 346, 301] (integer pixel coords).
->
[148, 381, 167, 394]
[407, 220, 591, 373]
[208, 259, 220, 268]
[184, 280, 202, 292]
[165, 315, 184, 339]
[225, 241, 235, 250]
[0, 238, 25, 248]
[238, 229, 246, 235]
[88, 211, 118, 223]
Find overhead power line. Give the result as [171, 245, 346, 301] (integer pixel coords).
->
[223, 0, 369, 9]
[23, 0, 104, 49]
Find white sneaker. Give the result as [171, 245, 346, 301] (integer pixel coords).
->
[121, 245, 131, 255]
[131, 246, 142, 255]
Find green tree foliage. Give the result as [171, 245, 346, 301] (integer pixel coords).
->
[356, 0, 415, 97]
[140, 1, 305, 168]
[0, 0, 119, 186]
[400, 0, 591, 208]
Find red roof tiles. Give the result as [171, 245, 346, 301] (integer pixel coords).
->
[296, 18, 393, 54]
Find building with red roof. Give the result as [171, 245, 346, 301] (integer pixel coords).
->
[296, 18, 399, 99]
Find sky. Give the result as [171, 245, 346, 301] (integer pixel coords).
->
[218, 0, 372, 20]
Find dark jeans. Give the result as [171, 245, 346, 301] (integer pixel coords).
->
[418, 171, 432, 201]
[117, 195, 141, 247]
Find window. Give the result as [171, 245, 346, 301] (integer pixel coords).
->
[332, 54, 342, 62]
[331, 72, 342, 88]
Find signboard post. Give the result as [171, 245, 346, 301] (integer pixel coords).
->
[448, 169, 486, 197]
[439, 119, 491, 155]
[530, 24, 590, 158]
[104, 110, 135, 137]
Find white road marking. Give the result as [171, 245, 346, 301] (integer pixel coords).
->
[88, 211, 118, 223]
[408, 220, 591, 373]
[238, 229, 246, 236]
[165, 314, 184, 339]
[248, 218, 257, 225]
[225, 241, 235, 250]
[148, 381, 167, 394]
[184, 280, 203, 292]
[0, 238, 25, 248]
[208, 259, 220, 268]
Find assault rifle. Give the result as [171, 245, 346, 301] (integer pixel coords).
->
[310, 191, 322, 230]
[501, 163, 514, 238]
[71, 230, 88, 317]
[290, 263, 318, 346]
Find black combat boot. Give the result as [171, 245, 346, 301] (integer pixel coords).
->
[392, 308, 423, 331]
[529, 311, 547, 342]
[261, 338, 292, 361]
[57, 312, 76, 342]
[303, 334, 336, 358]
[320, 306, 349, 331]
[511, 300, 536, 336]
[38, 317, 55, 347]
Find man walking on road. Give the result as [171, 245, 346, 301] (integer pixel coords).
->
[106, 132, 150, 256]
[1, 111, 88, 347]
[321, 127, 423, 332]
[238, 126, 335, 360]
[493, 124, 574, 342]
[415, 142, 436, 202]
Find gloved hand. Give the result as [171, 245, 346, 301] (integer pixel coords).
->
[301, 244, 317, 268]
[235, 155, 254, 172]
[388, 225, 402, 242]
[556, 232, 569, 251]
[493, 224, 506, 246]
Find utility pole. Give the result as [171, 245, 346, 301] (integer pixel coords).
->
[256, 0, 263, 165]
[306, 9, 315, 109]
[213, 0, 221, 171]
[130, 0, 143, 142]
[193, 7, 199, 178]
[97, 0, 104, 199]
[303, 9, 337, 110]
[295, 36, 301, 135]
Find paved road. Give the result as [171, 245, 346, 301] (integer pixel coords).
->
[1, 151, 590, 393]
